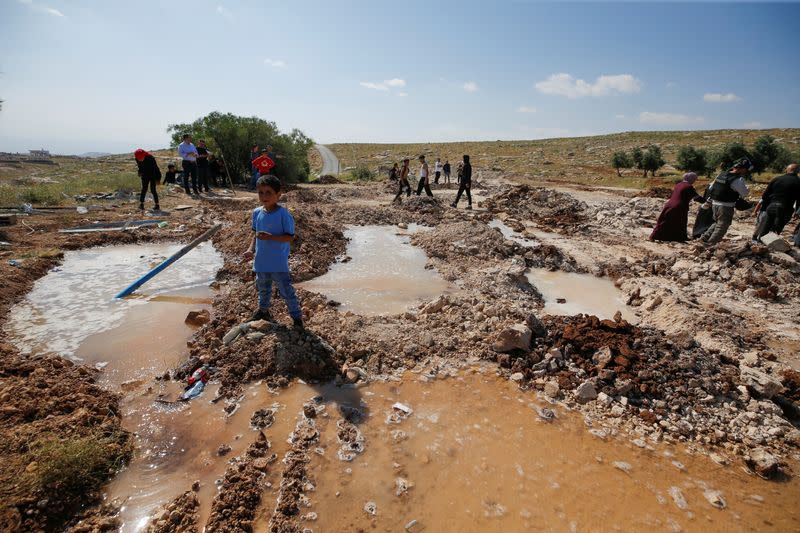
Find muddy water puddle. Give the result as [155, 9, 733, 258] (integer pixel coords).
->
[526, 268, 638, 324]
[299, 224, 452, 316]
[5, 242, 222, 362]
[283, 372, 797, 532]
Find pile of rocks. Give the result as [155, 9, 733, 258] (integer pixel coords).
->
[590, 197, 663, 232]
[483, 185, 589, 230]
[496, 314, 799, 463]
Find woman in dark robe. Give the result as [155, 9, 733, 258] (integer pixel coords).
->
[650, 172, 705, 242]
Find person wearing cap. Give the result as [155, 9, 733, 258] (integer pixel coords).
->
[177, 134, 199, 195]
[649, 172, 705, 242]
[752, 163, 800, 241]
[700, 158, 751, 245]
[134, 149, 161, 211]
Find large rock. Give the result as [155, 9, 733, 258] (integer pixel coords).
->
[574, 381, 598, 404]
[744, 447, 781, 479]
[420, 295, 447, 314]
[739, 366, 784, 399]
[492, 324, 532, 352]
[185, 309, 210, 327]
[760, 232, 791, 253]
[525, 314, 547, 338]
[592, 346, 613, 368]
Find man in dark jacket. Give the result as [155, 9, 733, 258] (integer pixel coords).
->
[134, 149, 161, 211]
[752, 164, 800, 240]
[451, 154, 472, 209]
[700, 158, 751, 244]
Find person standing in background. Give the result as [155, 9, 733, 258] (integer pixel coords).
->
[177, 134, 199, 195]
[249, 144, 260, 190]
[196, 139, 212, 193]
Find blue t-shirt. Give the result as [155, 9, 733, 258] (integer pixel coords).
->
[251, 205, 294, 272]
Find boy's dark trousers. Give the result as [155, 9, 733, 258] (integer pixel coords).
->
[454, 181, 472, 205]
[140, 176, 159, 208]
[182, 160, 199, 194]
[416, 176, 433, 197]
[393, 180, 411, 202]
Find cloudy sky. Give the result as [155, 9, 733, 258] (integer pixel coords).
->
[1, 0, 798, 154]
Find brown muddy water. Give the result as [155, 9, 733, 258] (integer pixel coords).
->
[298, 225, 453, 316]
[5, 243, 800, 532]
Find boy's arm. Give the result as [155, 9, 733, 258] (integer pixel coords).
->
[243, 232, 256, 260]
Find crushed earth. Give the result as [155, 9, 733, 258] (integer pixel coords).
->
[1, 174, 800, 530]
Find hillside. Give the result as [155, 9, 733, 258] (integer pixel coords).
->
[328, 128, 800, 189]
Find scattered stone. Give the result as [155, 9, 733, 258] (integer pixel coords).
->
[574, 381, 598, 403]
[492, 323, 532, 352]
[251, 408, 275, 429]
[184, 309, 210, 327]
[739, 366, 784, 399]
[510, 372, 524, 382]
[363, 501, 377, 516]
[744, 447, 781, 479]
[760, 232, 791, 252]
[217, 444, 231, 456]
[668, 486, 688, 510]
[544, 380, 560, 398]
[535, 406, 556, 421]
[703, 489, 726, 509]
[395, 477, 412, 496]
[613, 461, 632, 474]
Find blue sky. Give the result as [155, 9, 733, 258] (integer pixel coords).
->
[1, 0, 799, 154]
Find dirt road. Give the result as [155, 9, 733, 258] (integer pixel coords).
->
[315, 144, 339, 176]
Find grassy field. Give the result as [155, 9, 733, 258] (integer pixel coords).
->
[0, 149, 180, 206]
[327, 128, 800, 189]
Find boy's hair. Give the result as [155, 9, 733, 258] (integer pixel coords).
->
[167, 163, 176, 169]
[256, 174, 282, 192]
[418, 155, 425, 160]
[182, 134, 191, 140]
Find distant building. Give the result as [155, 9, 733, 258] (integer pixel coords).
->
[28, 149, 52, 162]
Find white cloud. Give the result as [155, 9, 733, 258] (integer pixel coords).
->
[17, 0, 64, 16]
[703, 92, 741, 103]
[639, 112, 704, 126]
[264, 58, 286, 68]
[535, 73, 641, 99]
[384, 78, 406, 88]
[517, 106, 537, 113]
[463, 81, 479, 92]
[17, 0, 34, 5]
[359, 81, 389, 91]
[744, 121, 762, 129]
[615, 114, 626, 119]
[359, 78, 407, 93]
[216, 5, 233, 20]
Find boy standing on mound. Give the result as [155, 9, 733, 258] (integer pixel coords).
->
[243, 175, 304, 328]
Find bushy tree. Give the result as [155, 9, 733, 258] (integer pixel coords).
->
[769, 145, 799, 173]
[676, 146, 710, 174]
[751, 135, 782, 175]
[631, 147, 644, 176]
[610, 151, 632, 176]
[709, 141, 751, 174]
[167, 112, 314, 184]
[641, 145, 665, 177]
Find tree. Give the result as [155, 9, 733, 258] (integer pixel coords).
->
[769, 145, 798, 173]
[631, 147, 644, 176]
[676, 146, 709, 174]
[709, 141, 751, 174]
[167, 112, 314, 184]
[751, 135, 782, 175]
[610, 151, 632, 177]
[641, 145, 665, 177]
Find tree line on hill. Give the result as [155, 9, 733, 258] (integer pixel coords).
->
[168, 112, 314, 184]
[611, 135, 798, 178]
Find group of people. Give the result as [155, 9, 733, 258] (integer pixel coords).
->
[390, 154, 474, 209]
[650, 159, 800, 246]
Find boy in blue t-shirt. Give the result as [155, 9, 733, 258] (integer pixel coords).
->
[243, 175, 303, 328]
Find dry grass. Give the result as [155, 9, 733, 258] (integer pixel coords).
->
[326, 129, 800, 189]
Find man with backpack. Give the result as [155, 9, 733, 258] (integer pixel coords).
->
[700, 158, 752, 245]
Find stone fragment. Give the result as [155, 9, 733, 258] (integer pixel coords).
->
[703, 489, 726, 509]
[544, 380, 560, 398]
[363, 501, 377, 515]
[492, 324, 532, 352]
[184, 309, 210, 326]
[739, 366, 784, 399]
[668, 486, 688, 510]
[247, 319, 271, 331]
[509, 372, 524, 382]
[597, 392, 612, 406]
[744, 447, 780, 479]
[760, 232, 791, 252]
[574, 381, 598, 404]
[613, 461, 632, 474]
[592, 346, 613, 367]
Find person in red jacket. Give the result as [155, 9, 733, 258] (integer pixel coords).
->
[134, 149, 161, 211]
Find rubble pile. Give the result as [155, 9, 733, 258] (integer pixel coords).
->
[145, 489, 199, 533]
[483, 185, 589, 230]
[504, 314, 800, 459]
[590, 197, 663, 232]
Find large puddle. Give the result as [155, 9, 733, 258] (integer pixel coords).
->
[526, 268, 638, 323]
[299, 225, 451, 316]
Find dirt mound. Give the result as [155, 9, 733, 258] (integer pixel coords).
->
[484, 185, 588, 230]
[643, 186, 673, 198]
[146, 490, 199, 532]
[309, 175, 342, 184]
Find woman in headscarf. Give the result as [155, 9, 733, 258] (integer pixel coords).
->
[649, 172, 705, 242]
[134, 148, 161, 211]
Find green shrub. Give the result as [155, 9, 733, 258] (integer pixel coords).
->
[351, 163, 374, 181]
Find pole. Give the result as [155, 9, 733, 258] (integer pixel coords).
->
[115, 223, 222, 299]
[212, 136, 237, 196]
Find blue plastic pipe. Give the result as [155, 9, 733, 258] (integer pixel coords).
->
[115, 223, 222, 299]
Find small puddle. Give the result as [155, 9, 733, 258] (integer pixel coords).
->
[299, 225, 451, 316]
[526, 268, 638, 323]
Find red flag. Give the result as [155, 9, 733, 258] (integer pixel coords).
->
[252, 154, 275, 175]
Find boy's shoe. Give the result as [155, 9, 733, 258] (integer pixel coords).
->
[249, 309, 273, 322]
[292, 317, 304, 329]
[154, 205, 160, 212]
[139, 203, 145, 210]
[466, 204, 472, 210]
[450, 202, 457, 208]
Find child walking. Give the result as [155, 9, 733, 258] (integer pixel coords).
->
[243, 175, 304, 328]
